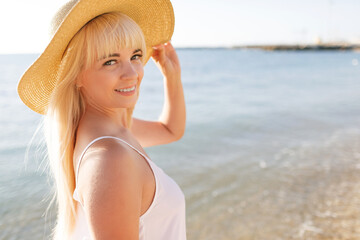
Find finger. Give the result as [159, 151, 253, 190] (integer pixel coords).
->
[152, 43, 165, 50]
[163, 43, 178, 61]
[163, 41, 174, 50]
[152, 44, 166, 61]
[151, 50, 159, 60]
[164, 42, 177, 56]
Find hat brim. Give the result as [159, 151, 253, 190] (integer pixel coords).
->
[17, 0, 174, 115]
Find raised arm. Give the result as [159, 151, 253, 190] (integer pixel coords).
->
[131, 42, 186, 147]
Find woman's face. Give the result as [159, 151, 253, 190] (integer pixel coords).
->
[78, 48, 144, 110]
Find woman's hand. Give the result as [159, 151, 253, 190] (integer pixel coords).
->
[151, 42, 181, 80]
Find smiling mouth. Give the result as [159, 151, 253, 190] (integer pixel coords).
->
[114, 85, 136, 93]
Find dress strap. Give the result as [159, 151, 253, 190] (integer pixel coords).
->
[75, 136, 150, 185]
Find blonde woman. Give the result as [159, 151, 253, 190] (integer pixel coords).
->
[17, 0, 186, 239]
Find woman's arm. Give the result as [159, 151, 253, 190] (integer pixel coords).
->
[131, 42, 186, 147]
[76, 139, 142, 240]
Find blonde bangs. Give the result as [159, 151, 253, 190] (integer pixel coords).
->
[79, 12, 146, 69]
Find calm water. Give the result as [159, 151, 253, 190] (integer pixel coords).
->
[1, 49, 360, 239]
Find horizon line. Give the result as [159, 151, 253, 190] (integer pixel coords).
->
[2, 42, 360, 55]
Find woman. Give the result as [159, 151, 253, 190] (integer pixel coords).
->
[17, 0, 186, 239]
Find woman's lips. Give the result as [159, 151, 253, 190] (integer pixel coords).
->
[114, 84, 136, 96]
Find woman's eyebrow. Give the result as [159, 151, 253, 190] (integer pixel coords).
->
[100, 50, 141, 60]
[100, 53, 120, 60]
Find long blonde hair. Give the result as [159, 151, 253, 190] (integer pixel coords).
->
[45, 12, 146, 240]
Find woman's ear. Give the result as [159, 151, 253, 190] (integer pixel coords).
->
[75, 72, 84, 88]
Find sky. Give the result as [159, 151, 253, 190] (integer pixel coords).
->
[1, 0, 360, 53]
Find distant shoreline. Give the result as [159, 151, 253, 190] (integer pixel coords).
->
[239, 44, 360, 51]
[177, 44, 360, 51]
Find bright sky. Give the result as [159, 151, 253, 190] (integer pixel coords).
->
[1, 0, 360, 53]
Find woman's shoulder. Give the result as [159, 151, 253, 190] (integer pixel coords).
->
[74, 136, 144, 184]
[74, 136, 144, 203]
[77, 136, 141, 171]
[77, 138, 143, 217]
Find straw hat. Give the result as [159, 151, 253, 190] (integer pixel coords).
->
[17, 0, 175, 115]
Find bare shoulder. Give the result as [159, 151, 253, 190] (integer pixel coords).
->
[77, 137, 143, 239]
[77, 137, 141, 189]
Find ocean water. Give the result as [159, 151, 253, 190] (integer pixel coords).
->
[1, 49, 360, 239]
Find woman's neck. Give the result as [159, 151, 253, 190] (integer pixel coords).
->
[82, 105, 129, 132]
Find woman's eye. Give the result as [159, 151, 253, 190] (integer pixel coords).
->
[131, 54, 143, 61]
[103, 60, 117, 66]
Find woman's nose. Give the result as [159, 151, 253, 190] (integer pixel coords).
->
[120, 61, 138, 80]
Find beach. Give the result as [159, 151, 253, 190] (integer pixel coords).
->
[185, 128, 360, 239]
[1, 49, 360, 239]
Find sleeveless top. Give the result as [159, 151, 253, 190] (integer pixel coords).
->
[70, 136, 187, 240]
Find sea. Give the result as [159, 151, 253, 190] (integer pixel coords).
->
[1, 49, 360, 240]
